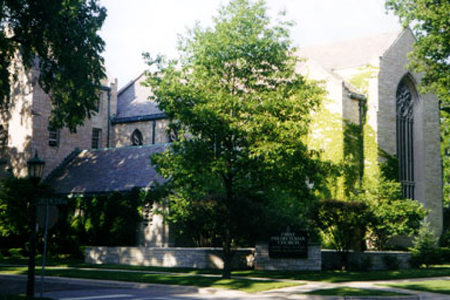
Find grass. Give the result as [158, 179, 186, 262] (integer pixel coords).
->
[3, 257, 450, 282]
[381, 280, 450, 295]
[0, 266, 302, 293]
[3, 257, 450, 283]
[230, 266, 450, 283]
[304, 287, 410, 296]
[0, 255, 84, 267]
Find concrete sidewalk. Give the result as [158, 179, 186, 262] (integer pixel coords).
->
[260, 276, 450, 300]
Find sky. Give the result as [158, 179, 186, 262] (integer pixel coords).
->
[98, 0, 402, 89]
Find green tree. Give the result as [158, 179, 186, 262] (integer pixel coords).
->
[385, 0, 450, 104]
[355, 179, 426, 250]
[410, 221, 441, 268]
[312, 199, 370, 268]
[0, 0, 107, 131]
[145, 0, 327, 278]
[0, 177, 53, 251]
[57, 189, 145, 251]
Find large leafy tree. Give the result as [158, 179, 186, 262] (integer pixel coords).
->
[0, 0, 106, 131]
[0, 177, 53, 250]
[385, 0, 450, 105]
[145, 0, 327, 278]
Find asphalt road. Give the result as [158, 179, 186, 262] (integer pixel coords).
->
[0, 274, 263, 300]
[2, 274, 448, 300]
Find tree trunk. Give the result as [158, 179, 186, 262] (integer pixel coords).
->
[26, 199, 37, 299]
[222, 228, 233, 279]
[222, 169, 235, 279]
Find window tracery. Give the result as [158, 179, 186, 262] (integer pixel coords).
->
[396, 80, 415, 199]
[131, 129, 143, 146]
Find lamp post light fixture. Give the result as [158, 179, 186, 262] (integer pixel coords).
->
[26, 151, 45, 299]
[27, 151, 45, 184]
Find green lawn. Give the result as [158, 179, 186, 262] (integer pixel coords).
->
[304, 287, 410, 296]
[0, 266, 302, 293]
[382, 280, 450, 295]
[2, 256, 450, 284]
[231, 266, 450, 283]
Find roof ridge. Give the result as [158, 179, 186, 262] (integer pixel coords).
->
[380, 28, 409, 58]
[302, 29, 403, 50]
[299, 29, 404, 72]
[82, 142, 171, 153]
[118, 72, 145, 96]
[111, 112, 166, 124]
[44, 148, 82, 183]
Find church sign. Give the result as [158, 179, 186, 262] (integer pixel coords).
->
[269, 227, 308, 259]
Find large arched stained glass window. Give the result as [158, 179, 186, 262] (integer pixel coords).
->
[396, 80, 415, 199]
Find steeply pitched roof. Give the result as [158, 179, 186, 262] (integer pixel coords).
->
[46, 144, 168, 195]
[300, 30, 403, 71]
[115, 73, 164, 121]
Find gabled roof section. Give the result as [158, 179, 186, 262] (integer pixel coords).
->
[300, 30, 403, 71]
[115, 72, 164, 121]
[46, 144, 168, 195]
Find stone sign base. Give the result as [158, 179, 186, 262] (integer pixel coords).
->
[254, 243, 321, 271]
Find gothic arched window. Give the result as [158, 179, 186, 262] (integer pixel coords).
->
[131, 129, 143, 146]
[396, 79, 415, 199]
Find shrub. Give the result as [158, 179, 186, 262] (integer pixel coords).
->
[409, 222, 441, 268]
[359, 256, 373, 272]
[352, 179, 426, 250]
[439, 229, 450, 247]
[312, 199, 370, 268]
[383, 254, 400, 270]
[439, 247, 450, 263]
[0, 248, 24, 258]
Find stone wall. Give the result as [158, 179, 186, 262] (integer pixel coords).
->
[379, 29, 443, 236]
[85, 247, 255, 270]
[32, 78, 117, 178]
[113, 119, 170, 148]
[137, 201, 173, 247]
[322, 250, 411, 271]
[3, 57, 118, 179]
[85, 246, 413, 272]
[254, 243, 321, 271]
[2, 55, 34, 177]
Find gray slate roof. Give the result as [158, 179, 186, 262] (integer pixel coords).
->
[300, 30, 402, 71]
[115, 73, 164, 121]
[46, 144, 168, 195]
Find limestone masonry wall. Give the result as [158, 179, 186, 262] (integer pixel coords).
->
[322, 250, 411, 270]
[86, 246, 413, 271]
[85, 247, 254, 270]
[379, 29, 443, 236]
[113, 119, 169, 148]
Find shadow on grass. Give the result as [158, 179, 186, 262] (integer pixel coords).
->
[0, 266, 300, 293]
[232, 267, 450, 282]
[382, 280, 450, 295]
[305, 287, 411, 296]
[2, 257, 450, 284]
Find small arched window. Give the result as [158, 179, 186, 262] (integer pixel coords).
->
[131, 129, 143, 146]
[396, 77, 416, 199]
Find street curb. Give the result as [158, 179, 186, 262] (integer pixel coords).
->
[0, 274, 249, 297]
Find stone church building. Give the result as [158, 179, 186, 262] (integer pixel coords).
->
[0, 28, 443, 245]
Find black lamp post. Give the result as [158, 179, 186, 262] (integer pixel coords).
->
[26, 151, 45, 299]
